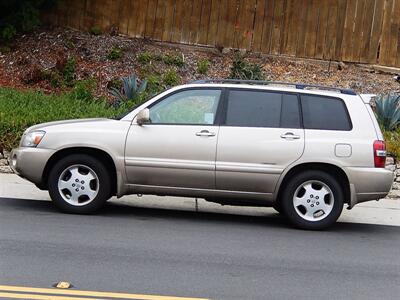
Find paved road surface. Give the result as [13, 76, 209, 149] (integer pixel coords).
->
[0, 197, 399, 300]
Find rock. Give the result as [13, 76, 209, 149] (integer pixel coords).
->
[337, 61, 346, 71]
[386, 157, 395, 165]
[392, 182, 400, 190]
[0, 166, 13, 174]
[387, 165, 396, 172]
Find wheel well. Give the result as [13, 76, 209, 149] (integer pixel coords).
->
[41, 147, 117, 196]
[276, 163, 350, 204]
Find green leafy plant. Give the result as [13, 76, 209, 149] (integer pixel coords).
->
[374, 94, 400, 131]
[162, 54, 185, 67]
[89, 26, 102, 35]
[62, 57, 76, 87]
[72, 79, 96, 102]
[146, 74, 163, 95]
[137, 52, 153, 64]
[107, 47, 123, 60]
[197, 59, 210, 75]
[162, 69, 180, 86]
[229, 54, 265, 80]
[0, 24, 16, 42]
[109, 75, 148, 107]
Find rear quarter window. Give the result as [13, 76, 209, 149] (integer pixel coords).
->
[300, 95, 352, 131]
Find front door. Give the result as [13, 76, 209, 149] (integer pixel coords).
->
[216, 89, 305, 196]
[125, 88, 222, 189]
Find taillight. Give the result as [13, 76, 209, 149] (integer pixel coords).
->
[373, 140, 386, 168]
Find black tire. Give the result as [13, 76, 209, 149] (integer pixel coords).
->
[281, 170, 344, 230]
[48, 154, 112, 214]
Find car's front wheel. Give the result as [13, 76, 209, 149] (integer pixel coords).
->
[281, 170, 344, 230]
[48, 154, 111, 214]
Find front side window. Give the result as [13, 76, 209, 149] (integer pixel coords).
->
[225, 90, 300, 128]
[301, 95, 352, 130]
[149, 89, 221, 125]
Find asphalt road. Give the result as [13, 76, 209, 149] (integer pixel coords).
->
[0, 197, 399, 300]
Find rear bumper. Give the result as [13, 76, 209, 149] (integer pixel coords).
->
[345, 167, 395, 208]
[9, 147, 55, 187]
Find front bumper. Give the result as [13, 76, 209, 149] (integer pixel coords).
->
[345, 166, 395, 208]
[9, 147, 55, 187]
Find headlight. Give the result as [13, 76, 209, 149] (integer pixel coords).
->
[21, 131, 46, 147]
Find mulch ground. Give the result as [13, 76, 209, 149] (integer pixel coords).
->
[0, 26, 399, 99]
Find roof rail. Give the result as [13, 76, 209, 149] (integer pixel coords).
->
[191, 79, 357, 95]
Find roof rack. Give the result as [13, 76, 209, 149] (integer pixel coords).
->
[191, 79, 357, 95]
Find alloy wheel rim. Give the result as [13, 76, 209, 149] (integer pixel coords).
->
[57, 164, 99, 206]
[292, 180, 334, 222]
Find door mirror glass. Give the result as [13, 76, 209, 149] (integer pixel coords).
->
[136, 108, 150, 125]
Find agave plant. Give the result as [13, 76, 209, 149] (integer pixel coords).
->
[374, 93, 400, 131]
[109, 75, 147, 106]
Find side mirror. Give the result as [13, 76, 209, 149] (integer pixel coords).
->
[136, 108, 150, 125]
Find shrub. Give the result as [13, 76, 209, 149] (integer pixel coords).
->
[71, 79, 96, 102]
[137, 52, 153, 64]
[109, 75, 148, 107]
[107, 47, 123, 60]
[384, 130, 400, 160]
[197, 59, 210, 75]
[0, 0, 55, 42]
[0, 87, 125, 150]
[229, 54, 265, 80]
[162, 54, 185, 67]
[374, 94, 400, 131]
[89, 26, 102, 35]
[0, 24, 16, 42]
[63, 57, 76, 86]
[163, 69, 180, 86]
[146, 74, 163, 95]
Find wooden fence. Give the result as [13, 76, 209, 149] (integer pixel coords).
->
[44, 0, 400, 68]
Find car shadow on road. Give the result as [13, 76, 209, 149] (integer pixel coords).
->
[1, 197, 399, 233]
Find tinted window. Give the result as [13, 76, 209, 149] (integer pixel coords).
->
[301, 95, 351, 130]
[225, 90, 300, 128]
[149, 89, 221, 124]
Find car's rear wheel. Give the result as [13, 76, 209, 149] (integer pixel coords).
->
[281, 170, 344, 230]
[48, 154, 111, 214]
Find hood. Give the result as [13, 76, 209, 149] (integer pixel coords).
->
[25, 118, 110, 133]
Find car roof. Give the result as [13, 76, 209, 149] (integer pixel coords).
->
[184, 79, 358, 97]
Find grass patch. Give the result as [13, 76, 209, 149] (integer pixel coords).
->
[0, 88, 126, 150]
[197, 59, 210, 74]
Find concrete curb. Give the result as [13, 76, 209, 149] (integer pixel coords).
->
[1, 173, 399, 227]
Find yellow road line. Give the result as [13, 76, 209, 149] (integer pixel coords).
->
[0, 285, 209, 300]
[0, 291, 102, 300]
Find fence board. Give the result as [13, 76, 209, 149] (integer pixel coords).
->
[46, 0, 400, 68]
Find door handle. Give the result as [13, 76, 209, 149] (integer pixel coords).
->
[280, 132, 300, 139]
[196, 130, 216, 137]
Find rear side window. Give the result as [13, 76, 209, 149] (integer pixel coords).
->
[300, 95, 352, 130]
[225, 90, 300, 128]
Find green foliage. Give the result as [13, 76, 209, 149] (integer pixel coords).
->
[107, 47, 123, 60]
[146, 74, 163, 95]
[0, 0, 55, 42]
[137, 52, 185, 67]
[163, 69, 180, 86]
[197, 59, 210, 75]
[89, 26, 102, 36]
[229, 54, 265, 80]
[384, 130, 400, 160]
[42, 70, 62, 88]
[137, 52, 153, 64]
[1, 24, 16, 42]
[161, 53, 185, 67]
[0, 87, 126, 150]
[71, 79, 96, 102]
[62, 57, 76, 87]
[109, 75, 148, 107]
[374, 94, 400, 131]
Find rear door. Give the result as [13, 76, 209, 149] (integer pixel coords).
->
[216, 89, 305, 196]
